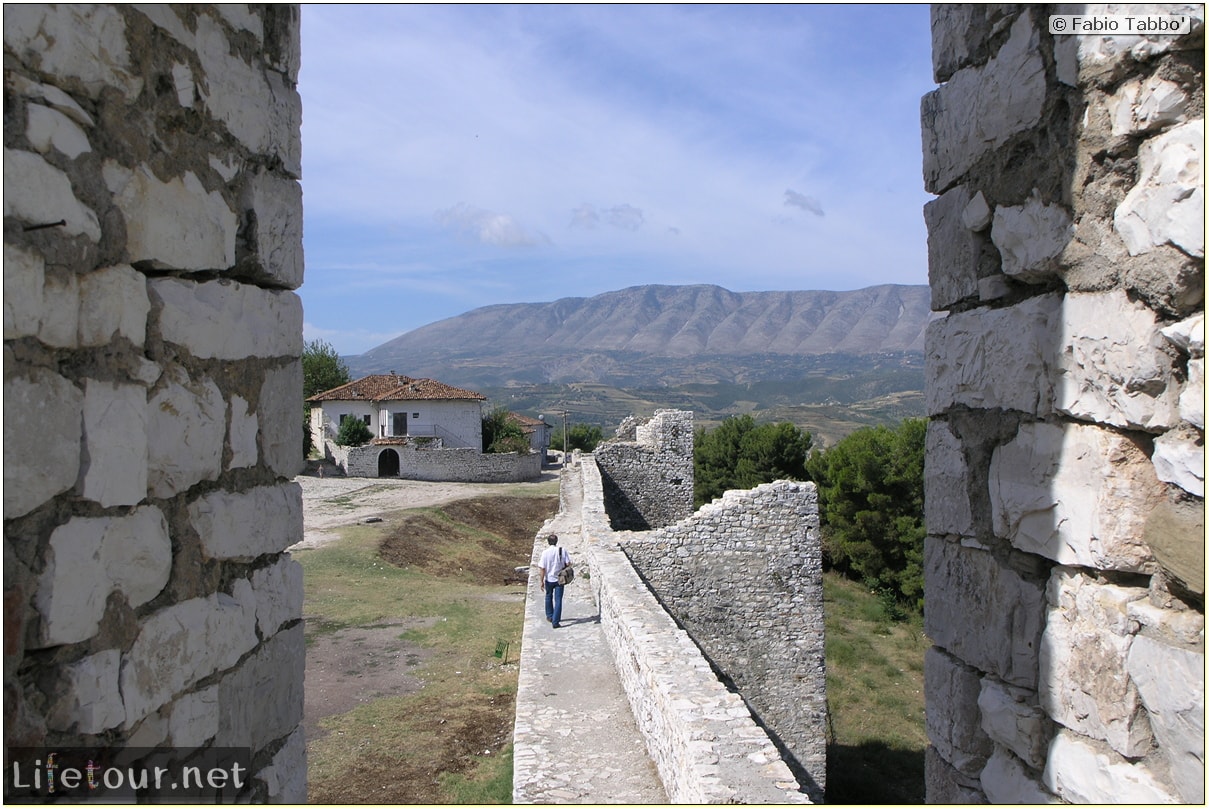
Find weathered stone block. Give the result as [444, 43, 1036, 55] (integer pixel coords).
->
[990, 191, 1074, 281]
[78, 264, 150, 347]
[1043, 729, 1181, 803]
[228, 395, 259, 469]
[924, 745, 988, 804]
[962, 189, 992, 231]
[1055, 290, 1181, 432]
[26, 102, 91, 159]
[925, 185, 980, 309]
[242, 170, 304, 289]
[1127, 634, 1205, 803]
[1180, 357, 1204, 429]
[168, 685, 219, 747]
[36, 269, 80, 349]
[1114, 119, 1204, 259]
[34, 506, 170, 647]
[4, 367, 82, 518]
[103, 163, 237, 271]
[3, 243, 44, 339]
[980, 746, 1057, 804]
[251, 557, 303, 638]
[922, 13, 1046, 193]
[81, 379, 148, 507]
[928, 4, 1016, 82]
[188, 484, 303, 561]
[3, 148, 101, 241]
[978, 677, 1049, 769]
[46, 649, 125, 733]
[147, 367, 225, 498]
[1143, 498, 1205, 596]
[121, 579, 259, 726]
[925, 294, 1061, 417]
[151, 278, 303, 360]
[259, 361, 304, 477]
[8, 74, 95, 127]
[1039, 568, 1150, 757]
[924, 419, 975, 537]
[257, 726, 307, 803]
[1110, 76, 1190, 136]
[1152, 423, 1205, 497]
[1, 5, 142, 99]
[924, 537, 1046, 688]
[990, 420, 1163, 571]
[925, 647, 993, 777]
[216, 623, 305, 753]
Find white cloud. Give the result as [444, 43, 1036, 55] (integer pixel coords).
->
[570, 203, 644, 231]
[570, 203, 601, 229]
[435, 202, 549, 248]
[784, 189, 825, 217]
[606, 204, 645, 231]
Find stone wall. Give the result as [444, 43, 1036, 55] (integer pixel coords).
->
[325, 439, 542, 482]
[4, 5, 306, 802]
[620, 480, 827, 800]
[578, 459, 812, 804]
[922, 5, 1203, 803]
[595, 409, 694, 530]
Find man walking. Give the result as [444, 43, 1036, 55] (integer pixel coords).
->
[539, 534, 571, 628]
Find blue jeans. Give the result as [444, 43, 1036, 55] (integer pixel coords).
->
[544, 580, 564, 625]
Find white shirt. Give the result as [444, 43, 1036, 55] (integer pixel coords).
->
[540, 545, 569, 583]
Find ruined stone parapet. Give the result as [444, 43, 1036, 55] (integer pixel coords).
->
[4, 5, 305, 801]
[578, 459, 814, 803]
[595, 409, 694, 530]
[923, 5, 1204, 803]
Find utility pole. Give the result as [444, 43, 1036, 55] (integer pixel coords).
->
[562, 410, 570, 467]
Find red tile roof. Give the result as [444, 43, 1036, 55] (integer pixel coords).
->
[307, 374, 486, 403]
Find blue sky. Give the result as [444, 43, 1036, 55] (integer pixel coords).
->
[299, 4, 936, 356]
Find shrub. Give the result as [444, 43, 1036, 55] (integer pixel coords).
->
[482, 406, 530, 454]
[335, 416, 373, 447]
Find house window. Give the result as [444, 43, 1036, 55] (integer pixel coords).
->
[412, 413, 420, 418]
[363, 415, 371, 426]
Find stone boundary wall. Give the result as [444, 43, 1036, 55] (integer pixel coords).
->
[4, 5, 305, 802]
[922, 5, 1203, 803]
[578, 458, 812, 804]
[595, 409, 694, 530]
[619, 481, 826, 800]
[325, 439, 542, 482]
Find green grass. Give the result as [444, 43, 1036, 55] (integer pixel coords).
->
[823, 571, 929, 804]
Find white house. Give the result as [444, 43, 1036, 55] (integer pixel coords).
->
[508, 412, 553, 459]
[308, 373, 487, 452]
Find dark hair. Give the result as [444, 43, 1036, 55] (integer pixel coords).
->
[546, 534, 558, 545]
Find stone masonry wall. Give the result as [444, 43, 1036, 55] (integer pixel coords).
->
[328, 440, 542, 482]
[578, 458, 812, 804]
[4, 5, 306, 802]
[620, 480, 827, 801]
[595, 409, 694, 530]
[922, 5, 1203, 803]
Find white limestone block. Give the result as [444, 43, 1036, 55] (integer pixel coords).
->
[257, 726, 307, 803]
[1127, 635, 1205, 803]
[147, 367, 225, 498]
[1060, 3, 1205, 75]
[81, 380, 147, 507]
[3, 368, 82, 518]
[188, 483, 303, 560]
[131, 5, 194, 48]
[3, 148, 100, 241]
[7, 75, 94, 126]
[1161, 311, 1205, 357]
[1, 5, 142, 99]
[171, 62, 195, 107]
[103, 162, 236, 271]
[925, 647, 993, 777]
[1044, 729, 1181, 804]
[126, 711, 169, 747]
[121, 580, 259, 726]
[251, 557, 304, 637]
[78, 264, 149, 347]
[990, 191, 1074, 280]
[26, 103, 91, 158]
[1111, 77, 1189, 137]
[961, 190, 992, 231]
[1115, 120, 1205, 258]
[228, 395, 259, 469]
[924, 538, 1046, 688]
[924, 185, 980, 309]
[990, 421, 1163, 571]
[978, 677, 1049, 770]
[1181, 358, 1204, 429]
[925, 420, 974, 537]
[1040, 569, 1151, 757]
[3, 243, 44, 339]
[36, 270, 80, 349]
[34, 506, 171, 647]
[1152, 424, 1205, 497]
[216, 623, 305, 752]
[1055, 290, 1182, 431]
[922, 14, 1046, 193]
[46, 649, 125, 733]
[925, 294, 1061, 417]
[242, 170, 304, 288]
[980, 746, 1058, 804]
[259, 361, 304, 476]
[168, 686, 220, 747]
[150, 278, 303, 360]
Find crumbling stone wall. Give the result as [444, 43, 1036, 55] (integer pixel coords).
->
[595, 409, 694, 530]
[4, 5, 306, 801]
[621, 480, 826, 801]
[922, 5, 1203, 803]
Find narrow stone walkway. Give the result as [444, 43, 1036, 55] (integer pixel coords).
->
[512, 463, 667, 804]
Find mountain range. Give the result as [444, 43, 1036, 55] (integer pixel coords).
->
[347, 284, 932, 389]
